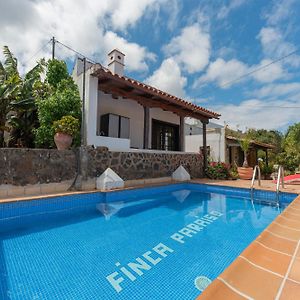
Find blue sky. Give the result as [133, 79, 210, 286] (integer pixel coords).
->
[1, 0, 300, 131]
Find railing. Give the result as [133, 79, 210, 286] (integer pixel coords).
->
[276, 165, 284, 206]
[251, 165, 261, 190]
[250, 165, 261, 200]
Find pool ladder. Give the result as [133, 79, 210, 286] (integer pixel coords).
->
[250, 165, 261, 197]
[276, 165, 284, 207]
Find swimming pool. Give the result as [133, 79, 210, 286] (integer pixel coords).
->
[0, 183, 297, 299]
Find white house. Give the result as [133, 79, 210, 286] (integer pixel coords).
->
[185, 118, 226, 162]
[72, 49, 220, 165]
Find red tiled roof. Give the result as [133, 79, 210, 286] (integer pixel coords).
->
[91, 64, 220, 120]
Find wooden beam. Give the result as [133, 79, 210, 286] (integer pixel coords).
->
[202, 120, 209, 175]
[143, 106, 150, 149]
[98, 83, 210, 121]
[180, 116, 185, 152]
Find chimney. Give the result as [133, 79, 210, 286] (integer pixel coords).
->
[107, 49, 125, 76]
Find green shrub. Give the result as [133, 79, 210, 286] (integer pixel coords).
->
[53, 115, 79, 136]
[206, 162, 230, 179]
[34, 63, 81, 148]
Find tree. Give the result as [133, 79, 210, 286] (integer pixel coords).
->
[0, 46, 44, 147]
[0, 46, 21, 147]
[277, 123, 300, 172]
[8, 61, 45, 147]
[34, 59, 81, 148]
[239, 137, 251, 167]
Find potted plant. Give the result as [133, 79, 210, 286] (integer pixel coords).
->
[237, 136, 253, 179]
[262, 164, 273, 180]
[229, 163, 239, 180]
[53, 115, 79, 150]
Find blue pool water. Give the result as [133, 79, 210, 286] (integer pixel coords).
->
[0, 184, 297, 300]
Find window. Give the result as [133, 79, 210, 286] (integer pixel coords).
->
[100, 113, 130, 139]
[152, 119, 179, 151]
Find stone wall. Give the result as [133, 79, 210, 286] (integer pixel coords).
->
[0, 148, 76, 185]
[0, 147, 203, 186]
[86, 147, 203, 180]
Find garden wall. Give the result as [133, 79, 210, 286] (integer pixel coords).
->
[0, 147, 203, 186]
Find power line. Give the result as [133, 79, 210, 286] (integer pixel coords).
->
[219, 49, 299, 89]
[196, 48, 299, 99]
[55, 40, 98, 64]
[22, 39, 52, 67]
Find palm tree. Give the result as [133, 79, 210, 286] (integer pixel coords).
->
[239, 137, 251, 167]
[0, 46, 20, 146]
[8, 61, 45, 147]
[0, 46, 44, 147]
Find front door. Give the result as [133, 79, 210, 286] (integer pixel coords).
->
[152, 119, 179, 151]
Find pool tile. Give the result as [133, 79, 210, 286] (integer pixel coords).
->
[257, 231, 296, 255]
[198, 279, 245, 300]
[281, 210, 300, 222]
[219, 257, 282, 299]
[279, 279, 300, 299]
[242, 242, 290, 276]
[277, 215, 300, 230]
[268, 222, 300, 240]
[288, 258, 300, 282]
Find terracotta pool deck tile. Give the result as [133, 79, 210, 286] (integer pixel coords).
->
[281, 210, 300, 222]
[276, 215, 300, 230]
[197, 279, 245, 300]
[288, 258, 300, 283]
[285, 207, 300, 216]
[267, 222, 300, 241]
[287, 205, 300, 212]
[241, 242, 291, 276]
[257, 231, 297, 255]
[279, 280, 300, 299]
[219, 257, 282, 299]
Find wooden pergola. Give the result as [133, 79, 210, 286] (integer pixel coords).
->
[90, 64, 220, 171]
[226, 136, 276, 167]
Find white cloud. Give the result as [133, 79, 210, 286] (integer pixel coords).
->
[195, 58, 248, 88]
[0, 0, 160, 73]
[264, 0, 297, 26]
[109, 0, 157, 30]
[214, 97, 300, 130]
[251, 82, 300, 99]
[258, 27, 300, 67]
[145, 58, 187, 98]
[163, 24, 210, 74]
[251, 59, 285, 83]
[195, 57, 286, 89]
[217, 0, 247, 19]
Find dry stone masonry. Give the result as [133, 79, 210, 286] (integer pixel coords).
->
[0, 147, 203, 186]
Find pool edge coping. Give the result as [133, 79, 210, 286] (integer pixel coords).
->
[198, 193, 300, 300]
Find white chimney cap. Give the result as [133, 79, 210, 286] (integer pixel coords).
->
[107, 49, 125, 76]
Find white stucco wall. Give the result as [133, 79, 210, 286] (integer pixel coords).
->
[97, 91, 144, 149]
[185, 129, 226, 162]
[73, 62, 182, 150]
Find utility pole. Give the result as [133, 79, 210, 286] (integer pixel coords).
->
[52, 36, 55, 60]
[79, 57, 86, 146]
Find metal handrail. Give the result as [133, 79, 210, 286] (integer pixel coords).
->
[276, 165, 284, 207]
[251, 165, 261, 190]
[276, 165, 285, 193]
